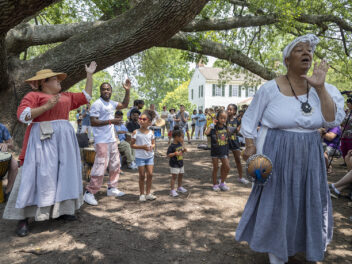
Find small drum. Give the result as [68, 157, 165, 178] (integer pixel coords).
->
[83, 147, 96, 180]
[246, 154, 273, 185]
[151, 126, 162, 138]
[0, 152, 11, 203]
[83, 147, 96, 165]
[0, 152, 11, 179]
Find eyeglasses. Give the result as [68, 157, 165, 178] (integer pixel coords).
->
[138, 117, 148, 121]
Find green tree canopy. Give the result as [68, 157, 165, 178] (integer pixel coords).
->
[159, 81, 196, 113]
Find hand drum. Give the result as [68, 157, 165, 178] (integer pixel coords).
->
[246, 154, 273, 185]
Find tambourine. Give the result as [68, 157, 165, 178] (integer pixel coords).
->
[246, 154, 273, 185]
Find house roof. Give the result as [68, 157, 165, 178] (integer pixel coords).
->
[198, 67, 262, 82]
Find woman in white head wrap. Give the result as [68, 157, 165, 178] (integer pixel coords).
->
[235, 34, 345, 263]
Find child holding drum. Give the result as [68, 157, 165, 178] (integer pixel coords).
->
[131, 110, 156, 202]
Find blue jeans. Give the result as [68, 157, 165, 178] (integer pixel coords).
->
[135, 157, 154, 167]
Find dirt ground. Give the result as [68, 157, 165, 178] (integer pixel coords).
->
[0, 141, 351, 264]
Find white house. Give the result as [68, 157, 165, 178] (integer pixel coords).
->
[188, 66, 265, 111]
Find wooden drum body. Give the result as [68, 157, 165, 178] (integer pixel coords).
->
[83, 147, 96, 180]
[0, 152, 11, 179]
[0, 152, 11, 203]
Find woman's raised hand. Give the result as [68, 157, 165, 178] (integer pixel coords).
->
[85, 61, 97, 75]
[301, 59, 329, 91]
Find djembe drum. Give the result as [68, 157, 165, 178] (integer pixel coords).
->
[0, 152, 12, 203]
[83, 147, 96, 180]
[246, 154, 273, 185]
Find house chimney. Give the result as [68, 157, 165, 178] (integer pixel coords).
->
[196, 58, 205, 68]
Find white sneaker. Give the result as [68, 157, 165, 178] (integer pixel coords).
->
[146, 194, 157, 200]
[238, 178, 250, 184]
[139, 194, 146, 202]
[170, 190, 179, 197]
[107, 188, 125, 197]
[177, 186, 188, 193]
[84, 192, 98, 206]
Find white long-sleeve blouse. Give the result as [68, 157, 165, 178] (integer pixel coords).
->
[240, 79, 345, 139]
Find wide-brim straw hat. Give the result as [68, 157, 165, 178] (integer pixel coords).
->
[25, 69, 67, 83]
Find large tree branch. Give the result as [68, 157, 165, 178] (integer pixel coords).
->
[297, 14, 352, 32]
[182, 14, 352, 32]
[0, 0, 59, 34]
[183, 15, 277, 32]
[160, 34, 276, 80]
[6, 21, 104, 54]
[13, 0, 209, 93]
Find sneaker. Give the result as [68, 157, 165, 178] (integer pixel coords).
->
[107, 188, 125, 197]
[139, 194, 146, 202]
[170, 190, 179, 197]
[329, 184, 340, 198]
[84, 191, 98, 205]
[238, 178, 250, 184]
[219, 182, 230, 191]
[146, 194, 157, 200]
[212, 184, 220, 192]
[177, 186, 188, 193]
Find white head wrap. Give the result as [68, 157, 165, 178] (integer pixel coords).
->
[282, 34, 320, 67]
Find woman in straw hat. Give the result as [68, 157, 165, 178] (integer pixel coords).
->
[3, 62, 97, 237]
[235, 34, 345, 263]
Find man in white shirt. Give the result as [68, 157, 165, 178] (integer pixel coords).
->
[84, 80, 131, 206]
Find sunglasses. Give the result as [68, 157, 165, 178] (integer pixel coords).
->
[138, 117, 148, 121]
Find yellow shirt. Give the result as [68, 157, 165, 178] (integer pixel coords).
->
[206, 113, 215, 128]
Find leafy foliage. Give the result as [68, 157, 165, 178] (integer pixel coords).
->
[159, 81, 196, 114]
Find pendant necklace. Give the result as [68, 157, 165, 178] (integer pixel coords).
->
[285, 75, 313, 116]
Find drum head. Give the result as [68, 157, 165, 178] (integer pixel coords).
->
[0, 152, 11, 161]
[83, 147, 95, 151]
[246, 154, 273, 185]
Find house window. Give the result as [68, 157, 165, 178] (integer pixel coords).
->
[212, 84, 222, 96]
[238, 85, 242, 97]
[248, 87, 256, 97]
[229, 85, 239, 97]
[191, 89, 193, 100]
[201, 85, 204, 97]
[245, 87, 249, 97]
[222, 84, 225, 97]
[199, 85, 204, 98]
